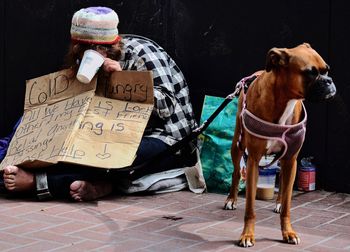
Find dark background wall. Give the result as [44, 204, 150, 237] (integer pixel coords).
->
[1, 0, 349, 192]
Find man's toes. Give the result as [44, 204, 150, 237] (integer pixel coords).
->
[70, 181, 83, 192]
[70, 181, 84, 201]
[71, 193, 82, 201]
[4, 165, 18, 175]
[4, 176, 15, 191]
[70, 180, 112, 201]
[3, 174, 15, 181]
[5, 183, 15, 191]
[3, 165, 18, 184]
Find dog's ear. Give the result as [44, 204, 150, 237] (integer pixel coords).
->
[265, 48, 289, 72]
[302, 42, 311, 48]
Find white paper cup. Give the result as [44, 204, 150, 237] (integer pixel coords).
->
[76, 49, 105, 84]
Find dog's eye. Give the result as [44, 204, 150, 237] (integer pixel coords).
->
[305, 67, 319, 77]
[320, 70, 328, 76]
[320, 65, 330, 75]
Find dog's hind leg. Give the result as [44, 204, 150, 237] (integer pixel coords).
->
[224, 139, 243, 210]
[279, 158, 300, 245]
[274, 172, 282, 213]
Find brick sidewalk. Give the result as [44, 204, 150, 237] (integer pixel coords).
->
[0, 190, 349, 251]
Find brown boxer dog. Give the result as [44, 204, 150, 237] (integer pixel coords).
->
[224, 43, 336, 247]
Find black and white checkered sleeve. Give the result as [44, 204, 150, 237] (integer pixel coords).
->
[127, 39, 179, 119]
[121, 36, 196, 143]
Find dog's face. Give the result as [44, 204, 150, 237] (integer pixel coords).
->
[265, 43, 336, 102]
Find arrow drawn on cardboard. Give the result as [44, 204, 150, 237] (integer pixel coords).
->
[96, 144, 111, 159]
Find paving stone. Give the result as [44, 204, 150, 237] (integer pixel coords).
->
[0, 190, 349, 251]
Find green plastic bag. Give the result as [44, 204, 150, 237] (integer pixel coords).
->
[199, 95, 245, 194]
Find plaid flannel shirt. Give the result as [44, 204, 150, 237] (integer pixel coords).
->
[119, 34, 197, 145]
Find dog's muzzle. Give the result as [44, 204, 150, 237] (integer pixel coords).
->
[306, 75, 336, 102]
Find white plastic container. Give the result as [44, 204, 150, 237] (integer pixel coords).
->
[256, 156, 278, 200]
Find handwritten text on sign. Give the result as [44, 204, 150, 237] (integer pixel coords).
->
[0, 70, 154, 170]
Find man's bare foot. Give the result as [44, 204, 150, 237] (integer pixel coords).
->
[70, 180, 113, 201]
[3, 165, 35, 192]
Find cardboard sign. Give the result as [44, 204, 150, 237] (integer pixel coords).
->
[0, 69, 154, 170]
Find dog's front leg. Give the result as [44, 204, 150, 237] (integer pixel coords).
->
[279, 158, 300, 245]
[239, 156, 259, 247]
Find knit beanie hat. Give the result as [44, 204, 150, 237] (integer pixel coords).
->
[71, 7, 120, 44]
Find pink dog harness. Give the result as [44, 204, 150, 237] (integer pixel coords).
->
[237, 75, 307, 166]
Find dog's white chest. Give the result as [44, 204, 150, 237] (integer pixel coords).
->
[266, 100, 298, 154]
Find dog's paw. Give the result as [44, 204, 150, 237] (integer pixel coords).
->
[224, 199, 237, 210]
[238, 234, 255, 247]
[283, 231, 301, 245]
[274, 203, 281, 213]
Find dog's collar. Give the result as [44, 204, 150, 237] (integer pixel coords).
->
[237, 75, 307, 168]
